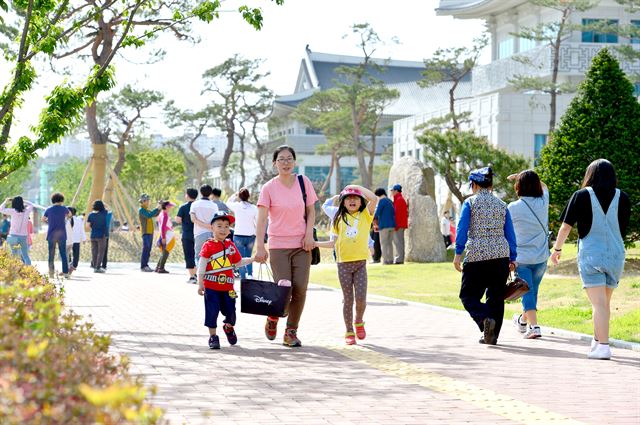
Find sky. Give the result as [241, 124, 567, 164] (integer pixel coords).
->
[3, 0, 486, 142]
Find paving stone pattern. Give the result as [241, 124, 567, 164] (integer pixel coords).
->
[43, 263, 640, 425]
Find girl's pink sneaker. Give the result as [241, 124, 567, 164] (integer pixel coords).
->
[354, 322, 366, 340]
[345, 332, 356, 345]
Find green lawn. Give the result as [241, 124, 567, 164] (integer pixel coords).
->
[309, 250, 640, 343]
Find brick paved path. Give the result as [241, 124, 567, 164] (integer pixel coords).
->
[44, 263, 640, 424]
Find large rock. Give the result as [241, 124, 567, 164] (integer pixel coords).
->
[388, 157, 445, 263]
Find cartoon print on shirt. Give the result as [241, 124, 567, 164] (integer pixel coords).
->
[345, 216, 359, 239]
[204, 243, 236, 284]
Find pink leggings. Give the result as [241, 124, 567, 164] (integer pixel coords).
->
[337, 260, 368, 332]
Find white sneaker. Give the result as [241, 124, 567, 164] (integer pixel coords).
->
[524, 325, 541, 339]
[512, 313, 526, 333]
[590, 338, 598, 352]
[587, 343, 611, 360]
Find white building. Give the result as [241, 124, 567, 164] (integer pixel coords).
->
[394, 0, 640, 208]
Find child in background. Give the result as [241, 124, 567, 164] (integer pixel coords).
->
[69, 207, 87, 272]
[315, 185, 378, 345]
[197, 212, 253, 350]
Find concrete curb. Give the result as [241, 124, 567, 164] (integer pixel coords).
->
[309, 282, 640, 352]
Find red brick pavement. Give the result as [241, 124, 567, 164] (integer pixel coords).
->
[42, 262, 640, 425]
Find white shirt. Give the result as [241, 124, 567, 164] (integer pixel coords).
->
[189, 198, 219, 237]
[72, 216, 87, 243]
[227, 201, 258, 236]
[440, 217, 451, 236]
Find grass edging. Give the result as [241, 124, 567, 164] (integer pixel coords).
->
[308, 282, 640, 352]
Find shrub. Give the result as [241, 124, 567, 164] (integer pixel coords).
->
[0, 251, 165, 424]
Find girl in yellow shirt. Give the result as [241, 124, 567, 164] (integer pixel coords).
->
[316, 185, 378, 345]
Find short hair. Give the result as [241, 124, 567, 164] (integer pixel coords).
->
[92, 200, 105, 212]
[272, 145, 296, 162]
[200, 184, 213, 198]
[11, 196, 24, 213]
[515, 170, 543, 198]
[239, 187, 250, 202]
[51, 192, 64, 203]
[581, 158, 617, 192]
[374, 188, 387, 197]
[186, 188, 198, 200]
[211, 187, 222, 197]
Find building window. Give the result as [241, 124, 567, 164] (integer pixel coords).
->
[305, 127, 322, 135]
[339, 167, 358, 188]
[582, 19, 619, 43]
[305, 166, 330, 185]
[534, 134, 547, 166]
[519, 37, 536, 52]
[633, 82, 640, 97]
[498, 38, 514, 59]
[631, 20, 640, 44]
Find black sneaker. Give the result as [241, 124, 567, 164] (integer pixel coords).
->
[223, 324, 238, 345]
[208, 335, 220, 349]
[483, 318, 496, 344]
[188, 276, 197, 284]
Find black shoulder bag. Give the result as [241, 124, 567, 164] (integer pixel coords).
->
[297, 175, 321, 265]
[521, 199, 555, 250]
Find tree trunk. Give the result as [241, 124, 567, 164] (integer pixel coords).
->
[320, 151, 336, 195]
[103, 141, 126, 205]
[444, 167, 465, 204]
[86, 102, 108, 212]
[549, 8, 569, 135]
[239, 136, 246, 188]
[351, 105, 370, 188]
[219, 124, 235, 195]
[335, 156, 342, 191]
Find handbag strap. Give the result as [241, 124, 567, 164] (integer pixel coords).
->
[255, 263, 274, 281]
[521, 199, 548, 238]
[297, 174, 308, 222]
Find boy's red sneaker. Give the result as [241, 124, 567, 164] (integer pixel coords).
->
[265, 316, 278, 341]
[345, 332, 356, 345]
[354, 322, 366, 340]
[223, 323, 237, 345]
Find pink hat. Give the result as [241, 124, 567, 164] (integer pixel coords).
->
[339, 187, 365, 202]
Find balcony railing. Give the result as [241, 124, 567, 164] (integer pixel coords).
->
[472, 43, 640, 96]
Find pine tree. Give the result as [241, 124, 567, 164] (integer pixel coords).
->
[538, 48, 640, 244]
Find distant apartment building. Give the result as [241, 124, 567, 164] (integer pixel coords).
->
[394, 0, 640, 208]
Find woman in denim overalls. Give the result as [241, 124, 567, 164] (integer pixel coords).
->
[551, 159, 631, 360]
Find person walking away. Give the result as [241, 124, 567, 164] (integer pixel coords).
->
[227, 188, 258, 279]
[190, 184, 219, 265]
[0, 196, 34, 265]
[454, 167, 517, 345]
[211, 187, 231, 213]
[507, 170, 550, 339]
[138, 194, 160, 272]
[441, 211, 452, 248]
[389, 184, 408, 264]
[100, 208, 113, 270]
[254, 145, 318, 348]
[315, 186, 378, 345]
[551, 159, 630, 360]
[0, 214, 10, 246]
[373, 188, 395, 265]
[43, 193, 71, 278]
[176, 188, 198, 283]
[87, 200, 108, 273]
[449, 217, 457, 244]
[68, 207, 87, 272]
[197, 212, 253, 349]
[155, 200, 176, 274]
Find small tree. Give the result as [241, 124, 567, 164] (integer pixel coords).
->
[120, 147, 187, 203]
[538, 48, 640, 244]
[510, 0, 599, 134]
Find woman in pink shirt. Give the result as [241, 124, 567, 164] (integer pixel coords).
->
[255, 145, 318, 347]
[156, 201, 176, 274]
[0, 196, 34, 265]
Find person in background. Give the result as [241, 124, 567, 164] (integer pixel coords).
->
[68, 207, 87, 272]
[65, 211, 74, 270]
[227, 188, 258, 280]
[370, 222, 381, 263]
[373, 188, 395, 265]
[454, 167, 517, 346]
[551, 159, 630, 360]
[389, 184, 408, 264]
[155, 200, 176, 274]
[43, 193, 71, 278]
[0, 214, 10, 246]
[87, 200, 108, 273]
[449, 216, 457, 245]
[101, 207, 113, 270]
[27, 217, 34, 249]
[441, 211, 452, 248]
[176, 188, 198, 283]
[254, 145, 317, 348]
[138, 193, 160, 272]
[190, 184, 219, 266]
[211, 187, 231, 213]
[0, 196, 34, 265]
[507, 170, 550, 340]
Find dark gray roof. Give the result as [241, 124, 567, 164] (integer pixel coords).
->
[274, 89, 317, 107]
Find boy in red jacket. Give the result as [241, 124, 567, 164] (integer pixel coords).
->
[197, 212, 253, 350]
[390, 184, 408, 264]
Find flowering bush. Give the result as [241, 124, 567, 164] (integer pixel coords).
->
[0, 251, 165, 424]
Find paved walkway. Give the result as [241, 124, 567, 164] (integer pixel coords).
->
[41, 262, 640, 424]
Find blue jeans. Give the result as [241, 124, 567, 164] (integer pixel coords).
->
[233, 234, 255, 279]
[194, 232, 213, 264]
[141, 234, 153, 268]
[7, 235, 30, 265]
[517, 262, 547, 312]
[48, 238, 68, 274]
